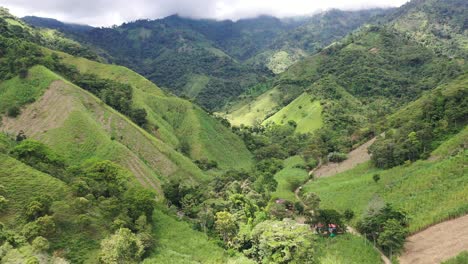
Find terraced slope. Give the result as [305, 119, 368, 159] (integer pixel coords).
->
[56, 52, 253, 170]
[1, 66, 209, 195]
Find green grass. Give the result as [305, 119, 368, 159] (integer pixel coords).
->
[271, 156, 309, 201]
[224, 87, 282, 127]
[442, 251, 468, 264]
[1, 67, 216, 195]
[59, 52, 253, 170]
[431, 126, 468, 159]
[183, 74, 210, 98]
[0, 154, 69, 223]
[143, 208, 254, 264]
[0, 154, 101, 262]
[263, 93, 323, 133]
[303, 143, 468, 232]
[0, 65, 57, 113]
[318, 234, 382, 264]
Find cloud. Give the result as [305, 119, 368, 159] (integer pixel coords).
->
[2, 0, 408, 26]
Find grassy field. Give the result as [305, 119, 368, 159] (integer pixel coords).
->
[1, 67, 215, 196]
[0, 65, 57, 113]
[303, 128, 468, 232]
[318, 234, 382, 264]
[144, 208, 254, 264]
[263, 93, 323, 133]
[271, 156, 310, 202]
[0, 152, 105, 263]
[59, 53, 253, 170]
[0, 154, 69, 223]
[442, 251, 468, 264]
[223, 87, 282, 127]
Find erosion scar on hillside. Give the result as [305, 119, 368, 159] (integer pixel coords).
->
[399, 215, 468, 264]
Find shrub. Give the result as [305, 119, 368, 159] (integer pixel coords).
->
[99, 228, 144, 264]
[6, 106, 20, 117]
[32, 236, 49, 252]
[373, 174, 381, 183]
[0, 196, 7, 211]
[327, 152, 348, 162]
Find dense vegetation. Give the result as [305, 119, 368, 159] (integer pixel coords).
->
[0, 136, 156, 263]
[370, 74, 467, 168]
[0, 8, 99, 60]
[24, 9, 389, 110]
[0, 0, 467, 263]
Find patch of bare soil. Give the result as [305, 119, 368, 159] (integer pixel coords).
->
[1, 80, 73, 137]
[399, 215, 468, 264]
[314, 137, 377, 178]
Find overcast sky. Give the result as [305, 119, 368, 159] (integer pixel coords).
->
[2, 0, 408, 27]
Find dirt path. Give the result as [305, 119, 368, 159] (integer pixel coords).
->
[294, 137, 391, 263]
[314, 137, 377, 178]
[399, 215, 468, 264]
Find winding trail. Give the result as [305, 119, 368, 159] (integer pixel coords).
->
[294, 136, 390, 263]
[294, 136, 377, 206]
[399, 215, 468, 264]
[294, 135, 468, 264]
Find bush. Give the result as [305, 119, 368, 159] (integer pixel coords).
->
[32, 236, 49, 252]
[0, 196, 7, 211]
[327, 152, 348, 162]
[6, 106, 20, 117]
[99, 228, 144, 264]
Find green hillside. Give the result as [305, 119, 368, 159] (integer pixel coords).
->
[57, 53, 253, 170]
[1, 65, 210, 193]
[386, 0, 468, 58]
[1, 1, 467, 263]
[223, 87, 282, 127]
[303, 133, 467, 233]
[302, 74, 467, 233]
[263, 93, 323, 134]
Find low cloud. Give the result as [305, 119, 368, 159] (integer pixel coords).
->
[2, 0, 408, 26]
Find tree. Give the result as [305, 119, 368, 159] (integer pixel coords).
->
[215, 211, 237, 245]
[32, 236, 49, 252]
[130, 108, 147, 127]
[373, 174, 381, 183]
[246, 219, 317, 263]
[357, 204, 408, 252]
[344, 209, 355, 222]
[99, 228, 144, 264]
[315, 209, 344, 230]
[6, 106, 20, 117]
[82, 160, 129, 198]
[123, 188, 155, 221]
[378, 219, 408, 258]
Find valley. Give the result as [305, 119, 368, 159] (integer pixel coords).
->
[0, 0, 467, 263]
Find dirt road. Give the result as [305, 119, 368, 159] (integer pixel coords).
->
[399, 215, 468, 264]
[314, 137, 377, 178]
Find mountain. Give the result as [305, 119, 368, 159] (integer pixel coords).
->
[1, 1, 467, 263]
[22, 16, 93, 33]
[385, 0, 468, 58]
[0, 10, 255, 263]
[224, 25, 464, 146]
[23, 9, 390, 110]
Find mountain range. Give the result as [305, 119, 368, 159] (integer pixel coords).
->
[0, 0, 466, 263]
